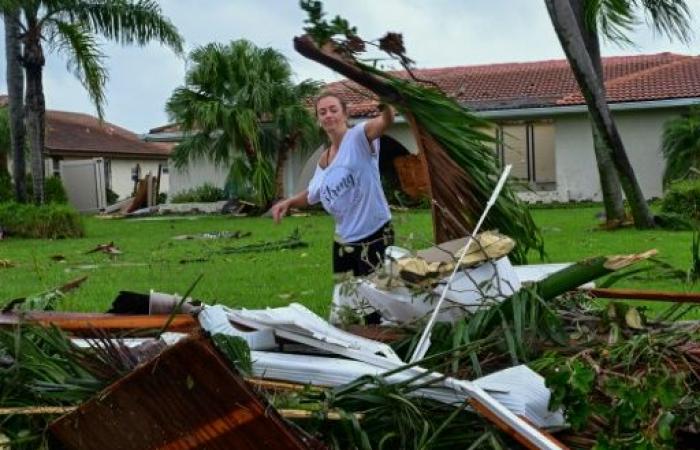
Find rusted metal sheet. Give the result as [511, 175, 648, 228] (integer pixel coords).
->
[50, 333, 321, 450]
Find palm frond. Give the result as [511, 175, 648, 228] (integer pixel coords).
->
[584, 0, 636, 44]
[637, 0, 692, 43]
[661, 107, 700, 186]
[585, 0, 692, 45]
[369, 68, 544, 262]
[48, 19, 108, 118]
[56, 0, 183, 54]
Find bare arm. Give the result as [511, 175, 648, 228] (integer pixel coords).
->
[364, 104, 395, 142]
[271, 189, 309, 223]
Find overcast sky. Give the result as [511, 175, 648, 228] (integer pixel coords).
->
[2, 0, 700, 133]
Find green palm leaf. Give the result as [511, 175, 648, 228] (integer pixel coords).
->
[661, 107, 700, 186]
[166, 40, 321, 208]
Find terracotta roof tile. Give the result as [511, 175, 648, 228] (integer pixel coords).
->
[44, 110, 170, 159]
[322, 52, 699, 117]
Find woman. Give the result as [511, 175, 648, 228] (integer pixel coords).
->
[271, 93, 395, 277]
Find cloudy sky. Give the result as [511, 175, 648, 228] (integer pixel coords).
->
[2, 0, 700, 133]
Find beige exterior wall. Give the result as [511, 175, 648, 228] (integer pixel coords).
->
[168, 157, 230, 198]
[109, 159, 168, 200]
[171, 107, 683, 204]
[554, 107, 683, 201]
[46, 156, 167, 201]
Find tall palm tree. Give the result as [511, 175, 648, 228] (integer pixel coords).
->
[166, 40, 321, 209]
[1, 0, 183, 204]
[3, 7, 27, 202]
[661, 107, 700, 186]
[579, 0, 691, 224]
[545, 0, 692, 228]
[570, 0, 625, 225]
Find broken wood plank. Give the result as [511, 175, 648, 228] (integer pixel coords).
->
[0, 406, 76, 416]
[0, 312, 197, 333]
[585, 287, 700, 304]
[50, 333, 323, 450]
[0, 405, 353, 421]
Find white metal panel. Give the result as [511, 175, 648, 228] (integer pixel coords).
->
[59, 158, 106, 213]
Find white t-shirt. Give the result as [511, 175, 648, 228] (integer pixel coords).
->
[308, 121, 391, 243]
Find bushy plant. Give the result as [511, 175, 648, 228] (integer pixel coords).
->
[0, 171, 12, 202]
[661, 179, 700, 220]
[0, 202, 85, 238]
[43, 176, 68, 204]
[170, 183, 226, 203]
[106, 187, 119, 205]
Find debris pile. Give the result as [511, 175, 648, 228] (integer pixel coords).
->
[2, 236, 698, 449]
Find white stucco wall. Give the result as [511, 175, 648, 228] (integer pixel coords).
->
[109, 159, 168, 200]
[168, 157, 230, 198]
[554, 108, 683, 201]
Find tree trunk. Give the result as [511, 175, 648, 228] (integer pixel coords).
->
[545, 0, 655, 228]
[23, 22, 46, 205]
[4, 10, 27, 202]
[569, 0, 625, 224]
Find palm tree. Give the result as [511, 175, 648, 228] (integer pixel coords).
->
[3, 8, 27, 202]
[661, 107, 700, 186]
[1, 0, 183, 204]
[545, 0, 692, 228]
[569, 0, 625, 225]
[166, 40, 321, 209]
[581, 0, 691, 224]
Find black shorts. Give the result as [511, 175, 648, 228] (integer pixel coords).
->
[333, 221, 395, 276]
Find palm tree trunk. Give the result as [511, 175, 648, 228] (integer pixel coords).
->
[274, 145, 289, 200]
[569, 0, 625, 224]
[545, 0, 655, 228]
[274, 133, 299, 200]
[4, 10, 27, 203]
[23, 21, 46, 204]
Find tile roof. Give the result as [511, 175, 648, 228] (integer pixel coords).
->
[1, 98, 170, 158]
[44, 110, 170, 159]
[323, 53, 700, 117]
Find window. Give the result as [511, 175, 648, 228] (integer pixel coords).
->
[494, 121, 555, 186]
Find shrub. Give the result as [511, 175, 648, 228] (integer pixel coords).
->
[170, 183, 226, 203]
[0, 171, 12, 202]
[43, 176, 68, 204]
[25, 175, 69, 204]
[106, 188, 119, 205]
[0, 202, 85, 238]
[661, 179, 700, 220]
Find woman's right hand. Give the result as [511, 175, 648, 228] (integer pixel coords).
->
[271, 199, 290, 223]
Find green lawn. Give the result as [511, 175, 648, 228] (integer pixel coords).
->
[0, 207, 697, 317]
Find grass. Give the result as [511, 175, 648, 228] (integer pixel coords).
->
[0, 207, 698, 317]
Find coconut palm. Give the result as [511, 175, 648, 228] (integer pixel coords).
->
[661, 107, 700, 186]
[166, 40, 321, 209]
[1, 0, 183, 203]
[545, 0, 692, 228]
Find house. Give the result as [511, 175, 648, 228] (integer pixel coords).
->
[1, 96, 171, 201]
[146, 52, 700, 203]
